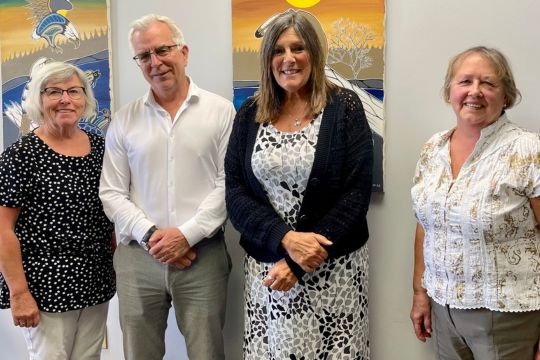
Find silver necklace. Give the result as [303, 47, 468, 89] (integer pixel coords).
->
[286, 102, 308, 127]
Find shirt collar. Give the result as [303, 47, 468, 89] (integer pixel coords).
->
[440, 112, 509, 144]
[478, 112, 508, 140]
[143, 76, 200, 109]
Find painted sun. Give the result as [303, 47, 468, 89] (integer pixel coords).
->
[285, 0, 321, 8]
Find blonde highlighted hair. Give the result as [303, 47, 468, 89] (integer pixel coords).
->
[443, 46, 521, 109]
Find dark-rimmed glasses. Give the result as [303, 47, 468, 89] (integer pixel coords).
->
[41, 87, 86, 100]
[132, 44, 181, 66]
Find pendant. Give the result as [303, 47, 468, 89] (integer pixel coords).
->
[294, 119, 301, 127]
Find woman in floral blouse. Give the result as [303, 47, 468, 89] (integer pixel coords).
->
[411, 46, 540, 359]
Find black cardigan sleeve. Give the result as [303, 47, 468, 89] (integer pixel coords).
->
[225, 99, 293, 261]
[225, 90, 373, 280]
[309, 90, 373, 249]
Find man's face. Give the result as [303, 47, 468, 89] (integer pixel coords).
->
[131, 21, 188, 97]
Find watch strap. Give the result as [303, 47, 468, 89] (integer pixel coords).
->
[141, 225, 157, 251]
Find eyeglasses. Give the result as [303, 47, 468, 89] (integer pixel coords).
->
[41, 87, 86, 100]
[132, 44, 181, 66]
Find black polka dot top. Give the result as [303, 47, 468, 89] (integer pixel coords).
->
[0, 130, 115, 312]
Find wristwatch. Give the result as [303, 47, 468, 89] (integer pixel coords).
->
[140, 225, 157, 252]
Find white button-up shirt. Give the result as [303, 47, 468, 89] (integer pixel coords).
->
[100, 79, 235, 247]
[412, 115, 540, 311]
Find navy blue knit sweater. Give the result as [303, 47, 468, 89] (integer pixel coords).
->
[225, 88, 373, 279]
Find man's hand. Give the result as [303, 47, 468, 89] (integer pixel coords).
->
[169, 249, 197, 269]
[281, 231, 332, 272]
[148, 228, 194, 267]
[10, 290, 40, 328]
[262, 259, 298, 292]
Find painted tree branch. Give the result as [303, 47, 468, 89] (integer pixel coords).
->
[327, 18, 375, 79]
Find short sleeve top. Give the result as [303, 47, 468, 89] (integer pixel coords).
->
[0, 130, 115, 312]
[411, 115, 540, 312]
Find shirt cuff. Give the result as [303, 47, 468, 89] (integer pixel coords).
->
[179, 219, 206, 247]
[132, 219, 156, 244]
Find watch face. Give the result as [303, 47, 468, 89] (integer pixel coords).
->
[141, 242, 150, 251]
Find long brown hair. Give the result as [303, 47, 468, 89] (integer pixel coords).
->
[255, 10, 335, 124]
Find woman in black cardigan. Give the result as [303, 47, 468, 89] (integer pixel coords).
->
[225, 9, 373, 359]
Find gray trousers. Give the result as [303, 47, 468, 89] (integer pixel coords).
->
[431, 300, 540, 360]
[114, 234, 231, 360]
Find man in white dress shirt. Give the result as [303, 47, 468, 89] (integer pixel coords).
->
[99, 14, 235, 360]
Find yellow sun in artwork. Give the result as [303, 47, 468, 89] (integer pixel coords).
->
[285, 0, 321, 8]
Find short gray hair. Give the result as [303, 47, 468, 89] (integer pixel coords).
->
[24, 61, 97, 124]
[128, 14, 185, 53]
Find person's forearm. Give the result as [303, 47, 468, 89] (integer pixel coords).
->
[530, 196, 540, 227]
[99, 117, 154, 243]
[0, 230, 30, 297]
[180, 181, 227, 247]
[413, 223, 427, 294]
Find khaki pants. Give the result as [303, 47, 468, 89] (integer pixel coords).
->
[22, 301, 109, 360]
[431, 300, 540, 360]
[114, 235, 231, 360]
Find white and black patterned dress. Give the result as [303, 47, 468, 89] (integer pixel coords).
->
[0, 130, 115, 312]
[245, 114, 369, 359]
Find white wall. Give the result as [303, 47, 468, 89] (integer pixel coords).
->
[1, 0, 540, 359]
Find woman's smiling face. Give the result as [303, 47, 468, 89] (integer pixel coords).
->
[41, 75, 86, 129]
[271, 27, 312, 96]
[449, 53, 506, 129]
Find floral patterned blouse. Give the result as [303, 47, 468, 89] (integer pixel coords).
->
[412, 115, 540, 312]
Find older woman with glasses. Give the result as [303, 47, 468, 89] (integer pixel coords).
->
[0, 61, 115, 359]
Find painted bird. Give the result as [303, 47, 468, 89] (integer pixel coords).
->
[26, 0, 80, 53]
